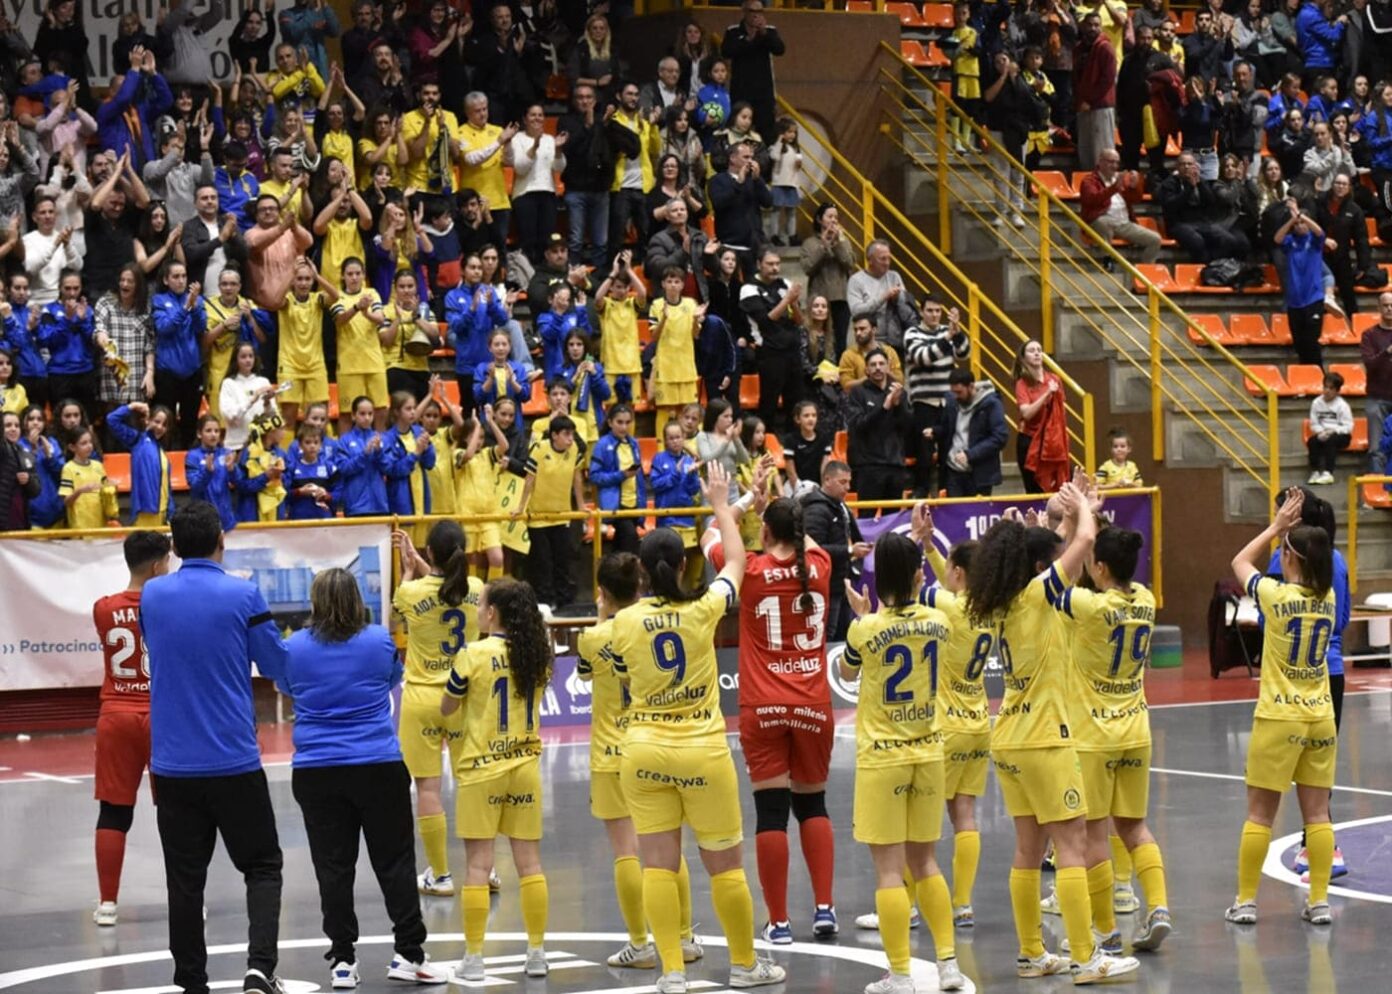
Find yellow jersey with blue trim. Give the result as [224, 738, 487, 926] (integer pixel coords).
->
[1249, 574, 1336, 722]
[1056, 583, 1156, 751]
[392, 575, 483, 686]
[610, 578, 736, 747]
[444, 634, 543, 779]
[844, 603, 951, 768]
[990, 563, 1074, 751]
[576, 619, 630, 773]
[922, 586, 992, 735]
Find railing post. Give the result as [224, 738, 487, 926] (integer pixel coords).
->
[1039, 190, 1052, 353]
[935, 92, 951, 255]
[1267, 390, 1280, 502]
[1348, 475, 1360, 594]
[1082, 392, 1095, 476]
[1148, 289, 1163, 463]
[967, 284, 981, 380]
[862, 179, 875, 244]
[592, 508, 603, 595]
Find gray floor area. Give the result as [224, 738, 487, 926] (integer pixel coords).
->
[2, 693, 1390, 993]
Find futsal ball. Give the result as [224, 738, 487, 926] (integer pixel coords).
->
[701, 102, 727, 127]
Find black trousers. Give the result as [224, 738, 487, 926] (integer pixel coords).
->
[946, 469, 991, 497]
[17, 374, 48, 413]
[909, 402, 940, 497]
[155, 369, 205, 450]
[514, 191, 559, 265]
[608, 189, 649, 263]
[48, 370, 99, 424]
[1288, 301, 1325, 367]
[527, 522, 575, 607]
[387, 368, 430, 402]
[291, 761, 426, 966]
[757, 348, 801, 433]
[605, 514, 641, 557]
[153, 769, 283, 994]
[852, 464, 906, 517]
[453, 371, 476, 417]
[1015, 432, 1041, 495]
[829, 300, 851, 360]
[1307, 432, 1351, 472]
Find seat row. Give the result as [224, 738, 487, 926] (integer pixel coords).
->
[1186, 311, 1376, 348]
[1243, 363, 1367, 397]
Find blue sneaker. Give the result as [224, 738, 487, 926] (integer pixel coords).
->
[813, 905, 839, 937]
[1292, 847, 1309, 874]
[761, 920, 793, 945]
[1331, 846, 1349, 880]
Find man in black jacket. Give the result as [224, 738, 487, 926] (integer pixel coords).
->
[799, 460, 867, 642]
[465, 4, 543, 125]
[929, 370, 1008, 497]
[1182, 10, 1234, 82]
[558, 84, 612, 268]
[1157, 152, 1251, 262]
[182, 184, 248, 288]
[720, 0, 786, 140]
[709, 141, 770, 282]
[740, 248, 802, 431]
[526, 234, 593, 315]
[845, 348, 909, 516]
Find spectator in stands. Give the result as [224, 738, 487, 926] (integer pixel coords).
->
[1273, 198, 1328, 365]
[1274, 107, 1313, 182]
[399, 82, 457, 196]
[799, 459, 865, 641]
[660, 106, 706, 188]
[1317, 172, 1367, 319]
[228, 1, 276, 73]
[1307, 369, 1353, 484]
[246, 195, 313, 310]
[183, 184, 245, 291]
[1072, 12, 1115, 172]
[339, 2, 386, 83]
[710, 101, 769, 176]
[278, 0, 340, 81]
[356, 43, 410, 116]
[466, 4, 543, 126]
[928, 369, 1008, 497]
[1157, 152, 1252, 262]
[1020, 0, 1077, 138]
[838, 313, 902, 392]
[86, 153, 151, 299]
[98, 47, 173, 173]
[114, 10, 170, 83]
[528, 233, 592, 317]
[673, 21, 718, 103]
[694, 58, 732, 145]
[1179, 77, 1221, 181]
[801, 204, 855, 357]
[1116, 26, 1155, 172]
[1360, 291, 1392, 470]
[23, 196, 79, 306]
[1013, 339, 1066, 494]
[1216, 153, 1261, 250]
[844, 347, 908, 515]
[1266, 72, 1306, 134]
[34, 0, 92, 112]
[1132, 0, 1168, 34]
[846, 240, 915, 351]
[558, 84, 612, 269]
[507, 104, 566, 266]
[1233, 2, 1287, 87]
[720, 0, 785, 140]
[903, 296, 969, 498]
[647, 154, 707, 238]
[569, 14, 624, 109]
[645, 196, 714, 301]
[159, 0, 222, 87]
[1308, 115, 1357, 192]
[1218, 62, 1269, 177]
[0, 409, 32, 529]
[215, 141, 260, 231]
[1080, 149, 1162, 265]
[94, 264, 154, 423]
[641, 57, 688, 117]
[1184, 9, 1235, 81]
[606, 81, 661, 263]
[145, 125, 214, 227]
[457, 92, 517, 250]
[410, 0, 466, 109]
[1295, 0, 1346, 93]
[984, 51, 1036, 226]
[1153, 19, 1186, 71]
[39, 270, 98, 420]
[739, 247, 801, 431]
[1359, 81, 1392, 212]
[709, 140, 770, 282]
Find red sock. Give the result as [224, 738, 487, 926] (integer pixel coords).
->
[96, 828, 127, 903]
[755, 830, 790, 924]
[798, 816, 836, 907]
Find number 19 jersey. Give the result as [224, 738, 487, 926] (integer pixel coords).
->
[843, 603, 951, 768]
[1057, 583, 1157, 751]
[444, 634, 543, 779]
[92, 589, 150, 714]
[393, 575, 483, 685]
[1249, 575, 1336, 722]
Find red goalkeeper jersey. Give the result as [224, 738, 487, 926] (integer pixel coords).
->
[92, 589, 151, 714]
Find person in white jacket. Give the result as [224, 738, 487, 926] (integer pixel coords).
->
[219, 341, 279, 451]
[21, 194, 81, 306]
[1307, 369, 1354, 485]
[505, 103, 567, 265]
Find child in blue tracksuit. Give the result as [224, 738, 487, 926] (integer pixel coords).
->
[588, 402, 646, 555]
[472, 328, 533, 411]
[17, 406, 64, 527]
[560, 330, 612, 441]
[2, 280, 44, 407]
[381, 390, 435, 524]
[335, 395, 390, 516]
[650, 418, 703, 538]
[536, 283, 593, 384]
[285, 424, 337, 519]
[37, 274, 97, 417]
[443, 254, 510, 411]
[185, 413, 239, 531]
[107, 402, 175, 526]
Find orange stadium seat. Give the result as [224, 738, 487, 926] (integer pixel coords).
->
[327, 383, 340, 419]
[1303, 418, 1370, 451]
[523, 384, 550, 416]
[440, 379, 461, 409]
[1134, 215, 1174, 246]
[922, 2, 953, 27]
[763, 432, 787, 468]
[740, 374, 761, 410]
[638, 436, 660, 472]
[1186, 313, 1236, 347]
[1243, 364, 1293, 396]
[169, 453, 190, 491]
[847, 0, 876, 11]
[900, 40, 949, 66]
[886, 2, 928, 27]
[1263, 313, 1296, 345]
[1132, 264, 1176, 294]
[1364, 483, 1392, 508]
[1368, 217, 1384, 248]
[104, 453, 131, 493]
[1320, 314, 1356, 346]
[1229, 313, 1272, 345]
[1178, 9, 1196, 33]
[1285, 365, 1326, 396]
[832, 430, 848, 464]
[1032, 171, 1076, 200]
[1330, 363, 1368, 396]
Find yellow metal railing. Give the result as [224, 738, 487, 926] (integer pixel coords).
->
[777, 97, 1096, 475]
[875, 41, 1281, 500]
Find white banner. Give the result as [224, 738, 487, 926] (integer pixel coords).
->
[0, 522, 390, 691]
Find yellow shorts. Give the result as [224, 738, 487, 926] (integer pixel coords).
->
[993, 746, 1087, 824]
[133, 512, 165, 529]
[277, 370, 329, 407]
[653, 380, 697, 408]
[853, 760, 945, 846]
[456, 760, 543, 840]
[943, 729, 992, 799]
[1079, 744, 1152, 820]
[620, 739, 743, 850]
[465, 519, 502, 553]
[337, 370, 390, 409]
[590, 769, 629, 821]
[398, 682, 464, 779]
[1245, 716, 1338, 792]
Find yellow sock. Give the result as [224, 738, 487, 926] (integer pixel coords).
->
[710, 868, 756, 969]
[519, 873, 548, 946]
[677, 856, 693, 939]
[1131, 842, 1169, 912]
[1305, 822, 1335, 904]
[462, 885, 490, 954]
[1237, 821, 1272, 904]
[417, 813, 449, 877]
[951, 830, 980, 908]
[1009, 867, 1045, 959]
[613, 857, 648, 946]
[1087, 861, 1116, 935]
[643, 868, 683, 973]
[1109, 834, 1133, 887]
[876, 886, 912, 975]
[915, 873, 955, 962]
[1055, 865, 1094, 964]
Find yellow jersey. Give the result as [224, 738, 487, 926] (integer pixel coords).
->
[1, 382, 28, 413]
[332, 289, 386, 375]
[60, 459, 111, 530]
[1249, 574, 1336, 722]
[278, 291, 327, 377]
[357, 135, 402, 189]
[425, 426, 455, 516]
[524, 437, 584, 515]
[444, 633, 544, 779]
[205, 295, 251, 379]
[922, 586, 992, 735]
[1058, 583, 1156, 751]
[650, 297, 698, 385]
[576, 619, 630, 773]
[399, 108, 460, 191]
[382, 302, 433, 372]
[320, 217, 365, 292]
[394, 574, 484, 686]
[1096, 459, 1142, 488]
[455, 443, 500, 515]
[599, 296, 642, 376]
[990, 563, 1074, 751]
[455, 121, 510, 209]
[844, 603, 950, 768]
[322, 128, 355, 179]
[259, 176, 305, 222]
[611, 578, 737, 746]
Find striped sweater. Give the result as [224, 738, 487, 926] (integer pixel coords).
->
[902, 322, 971, 407]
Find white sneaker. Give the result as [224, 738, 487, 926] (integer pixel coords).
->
[524, 946, 548, 977]
[606, 941, 657, 968]
[1325, 291, 1346, 319]
[938, 957, 965, 991]
[682, 932, 704, 963]
[864, 972, 915, 994]
[1225, 900, 1258, 925]
[1040, 889, 1061, 915]
[93, 901, 118, 926]
[1308, 471, 1323, 485]
[330, 961, 359, 989]
[656, 972, 688, 994]
[1017, 951, 1069, 977]
[1132, 907, 1172, 951]
[242, 969, 287, 994]
[488, 868, 502, 892]
[453, 953, 486, 983]
[1301, 901, 1332, 925]
[1321, 472, 1337, 486]
[417, 868, 454, 897]
[387, 953, 449, 983]
[1113, 884, 1140, 914]
[1072, 951, 1140, 985]
[953, 904, 974, 929]
[855, 908, 922, 929]
[729, 957, 787, 988]
[1060, 928, 1122, 956]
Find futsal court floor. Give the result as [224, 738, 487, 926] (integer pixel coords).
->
[3, 662, 1392, 994]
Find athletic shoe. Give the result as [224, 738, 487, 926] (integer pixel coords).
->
[453, 954, 486, 983]
[1301, 902, 1332, 925]
[938, 957, 965, 991]
[242, 969, 287, 994]
[656, 972, 688, 994]
[1325, 291, 1346, 319]
[729, 957, 787, 988]
[386, 953, 449, 983]
[855, 908, 922, 929]
[1113, 884, 1140, 914]
[524, 946, 548, 977]
[1060, 929, 1122, 957]
[864, 972, 915, 994]
[1017, 951, 1069, 977]
[813, 904, 839, 937]
[330, 961, 359, 989]
[761, 920, 793, 945]
[682, 932, 704, 963]
[1042, 847, 1057, 871]
[488, 868, 502, 892]
[953, 905, 975, 929]
[1040, 889, 1061, 915]
[1131, 907, 1172, 952]
[92, 901, 118, 927]
[1071, 951, 1140, 985]
[1332, 846, 1349, 879]
[417, 868, 454, 897]
[1308, 472, 1322, 485]
[607, 941, 658, 969]
[1224, 900, 1258, 925]
[1292, 847, 1310, 874]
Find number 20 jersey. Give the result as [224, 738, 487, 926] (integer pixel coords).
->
[93, 589, 150, 714]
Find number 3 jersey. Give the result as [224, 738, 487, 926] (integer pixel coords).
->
[1248, 575, 1336, 722]
[843, 603, 951, 767]
[393, 575, 483, 685]
[1056, 583, 1157, 751]
[93, 589, 150, 713]
[444, 634, 543, 778]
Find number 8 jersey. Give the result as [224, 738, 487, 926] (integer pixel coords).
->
[843, 603, 951, 767]
[1056, 583, 1157, 751]
[1248, 575, 1336, 722]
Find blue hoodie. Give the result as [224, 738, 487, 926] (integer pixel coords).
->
[36, 300, 95, 375]
[381, 423, 435, 515]
[536, 306, 595, 383]
[1358, 107, 1392, 170]
[590, 432, 647, 511]
[18, 435, 64, 527]
[107, 405, 173, 523]
[2, 306, 44, 378]
[279, 625, 402, 769]
[335, 425, 390, 516]
[562, 357, 612, 428]
[152, 289, 207, 379]
[95, 70, 173, 169]
[185, 445, 239, 532]
[472, 359, 533, 409]
[1295, 2, 1344, 71]
[444, 283, 509, 374]
[284, 450, 336, 519]
[650, 448, 702, 528]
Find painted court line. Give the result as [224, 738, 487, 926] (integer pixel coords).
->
[1153, 766, 1392, 799]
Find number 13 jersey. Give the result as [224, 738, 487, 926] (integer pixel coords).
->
[93, 589, 150, 713]
[1057, 583, 1157, 751]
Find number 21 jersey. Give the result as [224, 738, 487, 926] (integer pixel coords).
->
[93, 589, 150, 713]
[843, 603, 951, 767]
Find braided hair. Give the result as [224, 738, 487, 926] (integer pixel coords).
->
[763, 497, 813, 611]
[486, 578, 554, 703]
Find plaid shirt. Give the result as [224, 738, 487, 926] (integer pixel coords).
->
[95, 294, 155, 403]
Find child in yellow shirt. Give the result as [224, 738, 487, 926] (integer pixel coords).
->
[59, 427, 118, 530]
[1096, 427, 1143, 489]
[649, 266, 706, 428]
[594, 249, 647, 403]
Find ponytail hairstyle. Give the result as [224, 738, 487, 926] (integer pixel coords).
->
[947, 539, 978, 573]
[1284, 525, 1334, 600]
[964, 518, 1034, 626]
[605, 402, 635, 436]
[640, 527, 703, 602]
[874, 531, 924, 608]
[429, 519, 471, 606]
[486, 577, 553, 702]
[307, 567, 371, 642]
[597, 551, 642, 607]
[1093, 527, 1144, 585]
[763, 497, 812, 611]
[1278, 484, 1338, 544]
